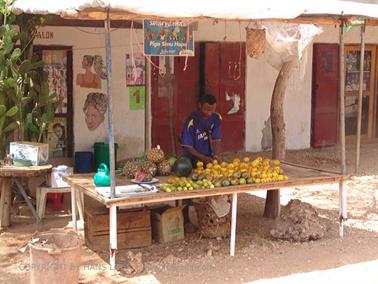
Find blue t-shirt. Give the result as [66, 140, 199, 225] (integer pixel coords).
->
[181, 111, 221, 160]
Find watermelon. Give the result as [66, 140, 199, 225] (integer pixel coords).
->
[173, 157, 192, 177]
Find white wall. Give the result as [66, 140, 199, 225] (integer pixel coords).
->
[34, 26, 146, 160]
[195, 20, 312, 152]
[35, 22, 378, 156]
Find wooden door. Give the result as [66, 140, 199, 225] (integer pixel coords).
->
[203, 42, 246, 152]
[311, 44, 339, 147]
[151, 43, 200, 156]
[151, 42, 245, 156]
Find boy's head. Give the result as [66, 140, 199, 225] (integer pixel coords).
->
[198, 94, 216, 118]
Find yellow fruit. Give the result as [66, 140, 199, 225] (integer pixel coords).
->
[251, 160, 259, 167]
[213, 160, 219, 165]
[206, 163, 213, 169]
[232, 158, 241, 164]
[196, 161, 204, 168]
[221, 162, 228, 168]
[273, 160, 280, 166]
[243, 157, 250, 163]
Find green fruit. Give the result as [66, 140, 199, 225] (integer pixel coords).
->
[241, 172, 250, 179]
[173, 157, 193, 177]
[247, 177, 254, 184]
[167, 155, 177, 167]
[214, 181, 222, 187]
[239, 178, 247, 185]
[222, 180, 230, 187]
[191, 173, 199, 181]
[233, 171, 241, 178]
[231, 179, 239, 185]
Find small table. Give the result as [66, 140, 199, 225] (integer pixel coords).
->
[0, 164, 52, 227]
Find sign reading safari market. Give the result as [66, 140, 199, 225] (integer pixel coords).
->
[143, 20, 194, 56]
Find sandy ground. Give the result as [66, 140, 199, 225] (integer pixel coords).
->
[1, 143, 378, 284]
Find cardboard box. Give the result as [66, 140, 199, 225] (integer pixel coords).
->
[151, 206, 184, 243]
[84, 206, 151, 251]
[10, 141, 49, 166]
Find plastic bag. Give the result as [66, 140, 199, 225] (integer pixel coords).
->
[261, 23, 323, 70]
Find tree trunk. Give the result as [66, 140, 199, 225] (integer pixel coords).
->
[264, 59, 296, 219]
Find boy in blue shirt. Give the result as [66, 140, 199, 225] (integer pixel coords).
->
[181, 94, 222, 166]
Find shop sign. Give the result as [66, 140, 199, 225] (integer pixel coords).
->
[143, 19, 194, 56]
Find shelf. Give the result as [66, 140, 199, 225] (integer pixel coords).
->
[347, 70, 371, 73]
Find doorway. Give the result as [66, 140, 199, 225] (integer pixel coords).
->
[312, 43, 378, 147]
[150, 42, 246, 155]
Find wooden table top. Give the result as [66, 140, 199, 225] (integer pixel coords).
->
[0, 164, 52, 177]
[64, 162, 348, 208]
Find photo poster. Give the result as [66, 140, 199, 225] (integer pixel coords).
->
[143, 19, 194, 56]
[129, 86, 145, 110]
[47, 116, 67, 158]
[126, 53, 146, 86]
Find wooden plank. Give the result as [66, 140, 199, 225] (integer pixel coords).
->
[85, 227, 152, 251]
[0, 165, 52, 177]
[85, 207, 150, 232]
[44, 14, 142, 28]
[64, 164, 346, 208]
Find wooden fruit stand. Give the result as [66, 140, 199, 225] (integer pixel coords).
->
[64, 162, 347, 266]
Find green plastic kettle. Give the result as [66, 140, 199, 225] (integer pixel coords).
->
[94, 163, 110, 187]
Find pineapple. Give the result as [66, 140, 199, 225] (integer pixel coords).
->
[147, 145, 165, 164]
[140, 160, 158, 177]
[123, 161, 140, 178]
[157, 159, 171, 176]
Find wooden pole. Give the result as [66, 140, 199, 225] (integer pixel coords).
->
[109, 205, 117, 270]
[339, 22, 347, 176]
[339, 21, 347, 238]
[166, 57, 176, 156]
[71, 184, 77, 232]
[0, 178, 12, 228]
[356, 23, 366, 173]
[230, 193, 238, 256]
[104, 9, 116, 199]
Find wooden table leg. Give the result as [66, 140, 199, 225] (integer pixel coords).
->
[71, 185, 77, 232]
[109, 205, 117, 270]
[230, 193, 238, 256]
[339, 180, 347, 238]
[0, 178, 12, 228]
[14, 178, 41, 224]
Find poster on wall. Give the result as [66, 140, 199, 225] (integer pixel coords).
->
[44, 63, 68, 114]
[129, 86, 145, 110]
[83, 92, 108, 131]
[126, 54, 146, 86]
[76, 55, 107, 89]
[47, 117, 67, 158]
[143, 19, 194, 56]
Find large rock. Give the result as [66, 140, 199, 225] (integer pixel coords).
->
[270, 199, 326, 242]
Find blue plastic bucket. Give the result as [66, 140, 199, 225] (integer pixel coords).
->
[74, 151, 93, 173]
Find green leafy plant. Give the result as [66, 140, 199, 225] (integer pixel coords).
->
[0, 0, 55, 158]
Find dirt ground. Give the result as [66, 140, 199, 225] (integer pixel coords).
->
[1, 143, 378, 284]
